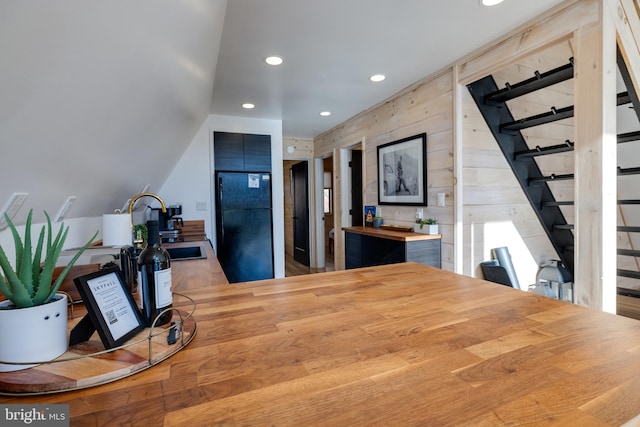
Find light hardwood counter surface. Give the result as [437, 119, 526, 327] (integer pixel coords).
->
[2, 250, 640, 426]
[344, 225, 441, 241]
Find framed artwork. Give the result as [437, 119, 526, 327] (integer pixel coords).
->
[73, 267, 145, 349]
[364, 205, 376, 226]
[377, 133, 427, 205]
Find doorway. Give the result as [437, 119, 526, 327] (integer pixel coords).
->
[351, 149, 363, 226]
[291, 161, 310, 266]
[323, 157, 335, 268]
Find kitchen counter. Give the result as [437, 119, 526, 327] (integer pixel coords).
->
[343, 225, 441, 241]
[344, 226, 441, 269]
[3, 255, 640, 425]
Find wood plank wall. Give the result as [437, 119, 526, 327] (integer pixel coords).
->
[312, 0, 640, 308]
[461, 42, 575, 284]
[315, 70, 455, 272]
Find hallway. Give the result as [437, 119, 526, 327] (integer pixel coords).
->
[285, 252, 335, 277]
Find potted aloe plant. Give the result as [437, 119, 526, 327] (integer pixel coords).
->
[414, 218, 439, 235]
[0, 209, 97, 371]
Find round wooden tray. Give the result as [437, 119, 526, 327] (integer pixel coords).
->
[0, 293, 196, 395]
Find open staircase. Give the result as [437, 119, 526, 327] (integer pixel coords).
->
[467, 47, 640, 300]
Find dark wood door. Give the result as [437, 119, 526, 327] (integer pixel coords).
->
[351, 150, 363, 226]
[292, 161, 310, 266]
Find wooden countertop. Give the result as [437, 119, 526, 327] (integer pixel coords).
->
[343, 225, 441, 241]
[167, 240, 229, 289]
[3, 258, 640, 425]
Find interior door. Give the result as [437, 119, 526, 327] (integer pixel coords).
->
[351, 150, 363, 226]
[292, 161, 310, 266]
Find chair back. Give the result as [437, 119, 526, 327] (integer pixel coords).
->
[480, 261, 514, 288]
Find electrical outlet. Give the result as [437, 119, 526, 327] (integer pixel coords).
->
[196, 201, 207, 211]
[0, 193, 28, 230]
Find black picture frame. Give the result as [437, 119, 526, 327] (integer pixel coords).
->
[73, 266, 145, 349]
[377, 133, 427, 205]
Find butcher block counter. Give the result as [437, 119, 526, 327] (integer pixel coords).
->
[344, 226, 441, 269]
[3, 247, 640, 425]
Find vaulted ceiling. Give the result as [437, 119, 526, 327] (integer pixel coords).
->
[0, 0, 564, 225]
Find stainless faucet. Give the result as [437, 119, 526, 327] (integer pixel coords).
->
[127, 192, 167, 245]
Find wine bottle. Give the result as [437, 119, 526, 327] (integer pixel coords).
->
[137, 220, 173, 327]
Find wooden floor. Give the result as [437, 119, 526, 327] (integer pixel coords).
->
[285, 250, 334, 277]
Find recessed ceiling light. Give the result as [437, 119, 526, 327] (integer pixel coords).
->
[320, 111, 331, 117]
[479, 0, 504, 6]
[370, 74, 386, 82]
[265, 56, 284, 66]
[242, 103, 255, 109]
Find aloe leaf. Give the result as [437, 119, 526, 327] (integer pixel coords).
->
[31, 227, 45, 292]
[0, 252, 14, 302]
[5, 211, 25, 281]
[45, 229, 99, 304]
[45, 211, 53, 251]
[49, 220, 65, 254]
[35, 218, 66, 298]
[0, 274, 12, 302]
[33, 225, 69, 305]
[0, 244, 32, 308]
[17, 209, 33, 296]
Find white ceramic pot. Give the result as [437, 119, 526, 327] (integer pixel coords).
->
[0, 294, 68, 372]
[414, 224, 439, 235]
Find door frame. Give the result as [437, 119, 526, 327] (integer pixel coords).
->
[283, 158, 316, 270]
[291, 161, 310, 266]
[333, 138, 365, 270]
[313, 157, 325, 269]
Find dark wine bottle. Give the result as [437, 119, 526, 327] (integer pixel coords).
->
[137, 220, 173, 327]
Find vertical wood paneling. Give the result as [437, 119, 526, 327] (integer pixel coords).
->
[315, 71, 455, 272]
[283, 137, 314, 160]
[460, 42, 573, 284]
[312, 0, 635, 301]
[574, 2, 618, 312]
[457, 0, 598, 84]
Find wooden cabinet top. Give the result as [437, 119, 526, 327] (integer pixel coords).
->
[343, 225, 441, 241]
[4, 253, 640, 426]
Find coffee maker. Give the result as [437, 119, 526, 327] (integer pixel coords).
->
[150, 205, 183, 242]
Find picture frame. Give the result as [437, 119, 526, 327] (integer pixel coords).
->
[377, 133, 427, 205]
[364, 205, 376, 226]
[73, 266, 145, 349]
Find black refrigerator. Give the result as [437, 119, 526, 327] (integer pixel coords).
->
[215, 171, 274, 283]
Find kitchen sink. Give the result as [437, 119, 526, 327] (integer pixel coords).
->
[166, 246, 207, 261]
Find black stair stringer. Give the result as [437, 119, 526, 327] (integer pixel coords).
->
[618, 46, 640, 123]
[467, 75, 575, 275]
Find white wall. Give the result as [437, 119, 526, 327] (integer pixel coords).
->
[159, 114, 285, 279]
[0, 1, 226, 225]
[0, 216, 102, 269]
